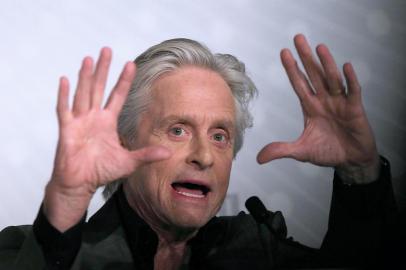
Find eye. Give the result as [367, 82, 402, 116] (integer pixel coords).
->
[170, 126, 186, 137]
[210, 128, 232, 148]
[213, 133, 226, 142]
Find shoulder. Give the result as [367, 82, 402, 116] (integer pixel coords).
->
[0, 225, 46, 269]
[191, 212, 273, 269]
[207, 211, 265, 250]
[0, 225, 32, 250]
[216, 211, 258, 233]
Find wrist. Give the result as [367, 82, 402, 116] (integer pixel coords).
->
[43, 181, 93, 232]
[336, 154, 381, 185]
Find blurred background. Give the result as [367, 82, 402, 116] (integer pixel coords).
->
[0, 0, 405, 248]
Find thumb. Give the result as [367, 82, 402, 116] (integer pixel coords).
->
[256, 142, 296, 164]
[130, 146, 172, 166]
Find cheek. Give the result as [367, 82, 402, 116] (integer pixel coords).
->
[130, 163, 161, 198]
[216, 158, 233, 190]
[139, 160, 177, 196]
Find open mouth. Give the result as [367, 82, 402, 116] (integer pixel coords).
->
[171, 182, 210, 199]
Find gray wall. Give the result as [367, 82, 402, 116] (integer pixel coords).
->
[1, 0, 405, 248]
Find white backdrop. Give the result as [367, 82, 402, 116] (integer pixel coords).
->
[1, 0, 405, 248]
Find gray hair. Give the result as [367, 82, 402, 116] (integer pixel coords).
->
[103, 38, 257, 199]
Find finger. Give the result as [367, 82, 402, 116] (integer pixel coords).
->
[105, 62, 136, 115]
[294, 34, 328, 96]
[57, 76, 70, 124]
[316, 44, 345, 97]
[281, 48, 314, 104]
[91, 47, 112, 109]
[72, 57, 93, 115]
[130, 146, 172, 167]
[343, 62, 362, 106]
[256, 142, 295, 164]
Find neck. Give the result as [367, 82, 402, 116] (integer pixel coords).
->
[154, 239, 190, 270]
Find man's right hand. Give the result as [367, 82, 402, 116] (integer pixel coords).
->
[43, 48, 171, 232]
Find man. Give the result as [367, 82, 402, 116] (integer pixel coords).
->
[0, 35, 397, 269]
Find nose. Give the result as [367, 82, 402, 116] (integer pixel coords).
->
[186, 135, 214, 170]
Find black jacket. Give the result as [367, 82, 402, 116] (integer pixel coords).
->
[0, 157, 399, 269]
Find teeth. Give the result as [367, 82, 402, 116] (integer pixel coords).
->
[176, 190, 205, 198]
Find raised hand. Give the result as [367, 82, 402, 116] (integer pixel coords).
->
[44, 48, 171, 231]
[257, 34, 380, 184]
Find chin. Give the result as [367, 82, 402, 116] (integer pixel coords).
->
[168, 209, 215, 230]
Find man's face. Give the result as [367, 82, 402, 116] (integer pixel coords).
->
[125, 66, 236, 230]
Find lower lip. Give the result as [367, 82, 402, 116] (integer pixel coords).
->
[171, 186, 210, 202]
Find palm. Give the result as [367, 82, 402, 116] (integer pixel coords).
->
[52, 48, 170, 193]
[257, 34, 378, 169]
[296, 98, 375, 167]
[55, 112, 131, 189]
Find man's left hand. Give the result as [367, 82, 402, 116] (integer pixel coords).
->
[257, 34, 380, 184]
